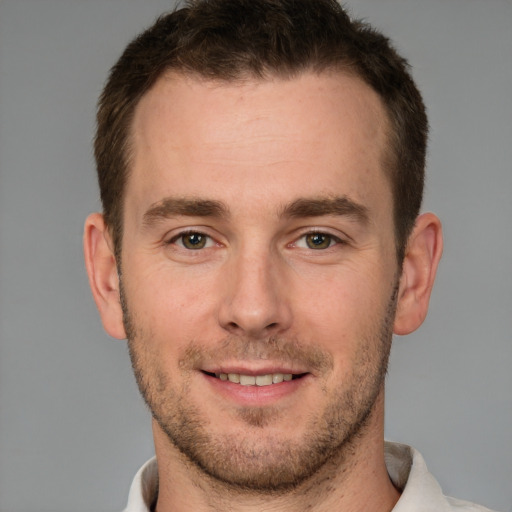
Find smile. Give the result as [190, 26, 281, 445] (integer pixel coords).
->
[201, 370, 310, 405]
[208, 372, 305, 386]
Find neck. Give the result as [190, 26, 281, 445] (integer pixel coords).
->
[153, 391, 399, 512]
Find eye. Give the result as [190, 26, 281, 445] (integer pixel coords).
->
[305, 233, 334, 249]
[171, 231, 214, 250]
[295, 232, 342, 250]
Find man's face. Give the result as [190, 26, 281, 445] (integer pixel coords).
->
[120, 71, 399, 489]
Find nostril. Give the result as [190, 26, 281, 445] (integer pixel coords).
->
[225, 321, 280, 334]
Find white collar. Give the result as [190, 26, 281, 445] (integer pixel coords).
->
[123, 441, 494, 511]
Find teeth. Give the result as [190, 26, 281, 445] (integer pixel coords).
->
[240, 375, 256, 386]
[228, 373, 240, 384]
[216, 372, 294, 386]
[256, 374, 273, 386]
[272, 373, 284, 384]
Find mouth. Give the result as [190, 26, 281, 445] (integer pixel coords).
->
[202, 371, 307, 387]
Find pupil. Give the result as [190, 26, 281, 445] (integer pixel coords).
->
[183, 233, 206, 249]
[307, 233, 330, 249]
[188, 234, 202, 245]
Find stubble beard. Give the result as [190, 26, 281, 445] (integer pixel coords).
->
[121, 281, 398, 493]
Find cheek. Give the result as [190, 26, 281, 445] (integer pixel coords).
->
[291, 266, 391, 350]
[123, 259, 221, 347]
[299, 263, 386, 310]
[126, 255, 207, 309]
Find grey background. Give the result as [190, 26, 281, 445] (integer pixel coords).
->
[0, 0, 510, 511]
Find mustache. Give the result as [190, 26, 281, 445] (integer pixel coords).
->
[178, 335, 334, 374]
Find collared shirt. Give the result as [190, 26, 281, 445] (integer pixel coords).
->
[123, 441, 497, 511]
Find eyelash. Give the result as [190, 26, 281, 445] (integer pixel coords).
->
[166, 230, 217, 250]
[292, 230, 345, 250]
[166, 229, 345, 251]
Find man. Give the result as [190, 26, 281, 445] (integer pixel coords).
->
[83, 1, 495, 511]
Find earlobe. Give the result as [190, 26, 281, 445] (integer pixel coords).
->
[83, 213, 126, 340]
[393, 212, 443, 335]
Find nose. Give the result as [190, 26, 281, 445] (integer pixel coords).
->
[217, 249, 293, 338]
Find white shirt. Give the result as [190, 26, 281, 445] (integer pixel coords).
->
[123, 442, 497, 512]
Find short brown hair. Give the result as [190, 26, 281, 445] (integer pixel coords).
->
[95, 0, 427, 262]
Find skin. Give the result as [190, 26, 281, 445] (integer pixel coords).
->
[84, 71, 442, 512]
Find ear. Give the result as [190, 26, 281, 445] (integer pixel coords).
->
[394, 212, 443, 335]
[83, 213, 126, 339]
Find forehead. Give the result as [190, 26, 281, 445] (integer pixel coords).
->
[127, 70, 391, 215]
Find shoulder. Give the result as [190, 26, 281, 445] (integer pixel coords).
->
[122, 457, 158, 512]
[385, 442, 501, 512]
[445, 496, 500, 512]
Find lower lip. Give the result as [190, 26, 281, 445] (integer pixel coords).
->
[202, 372, 310, 406]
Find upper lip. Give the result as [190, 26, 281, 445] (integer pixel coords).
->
[200, 363, 309, 376]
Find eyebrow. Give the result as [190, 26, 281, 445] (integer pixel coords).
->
[281, 196, 369, 224]
[142, 195, 369, 227]
[142, 198, 230, 226]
